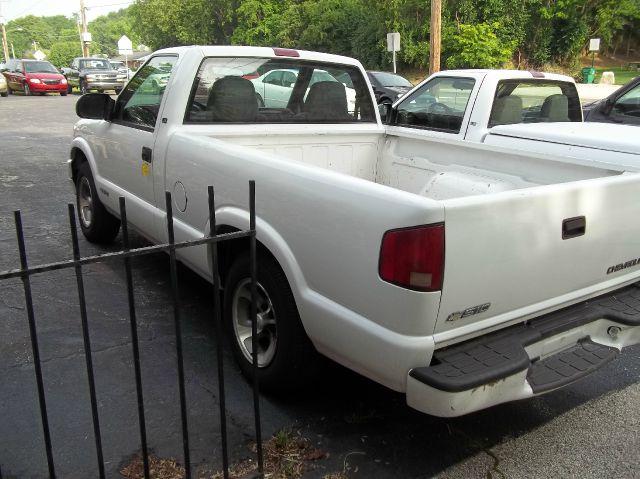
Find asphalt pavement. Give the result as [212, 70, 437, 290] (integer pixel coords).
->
[0, 92, 638, 479]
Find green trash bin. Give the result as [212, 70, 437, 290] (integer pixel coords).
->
[581, 67, 596, 84]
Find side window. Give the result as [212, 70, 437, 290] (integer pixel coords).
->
[395, 77, 474, 134]
[185, 57, 376, 124]
[113, 55, 177, 130]
[264, 71, 283, 86]
[612, 84, 640, 119]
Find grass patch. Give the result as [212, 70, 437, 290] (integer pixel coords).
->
[592, 66, 639, 85]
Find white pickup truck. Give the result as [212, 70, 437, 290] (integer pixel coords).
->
[388, 69, 640, 167]
[385, 69, 583, 142]
[69, 46, 640, 417]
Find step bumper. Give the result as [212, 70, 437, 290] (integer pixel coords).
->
[407, 284, 640, 417]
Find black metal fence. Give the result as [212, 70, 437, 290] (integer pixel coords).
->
[0, 182, 263, 479]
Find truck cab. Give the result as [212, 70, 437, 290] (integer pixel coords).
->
[389, 70, 582, 142]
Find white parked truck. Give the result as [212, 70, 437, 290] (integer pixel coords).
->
[385, 69, 582, 142]
[388, 69, 640, 167]
[69, 46, 640, 417]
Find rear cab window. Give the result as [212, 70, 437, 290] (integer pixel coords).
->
[184, 57, 376, 124]
[488, 80, 582, 127]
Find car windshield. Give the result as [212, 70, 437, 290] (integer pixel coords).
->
[24, 61, 58, 74]
[80, 59, 111, 70]
[371, 72, 412, 87]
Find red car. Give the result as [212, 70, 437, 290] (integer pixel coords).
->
[1, 59, 68, 96]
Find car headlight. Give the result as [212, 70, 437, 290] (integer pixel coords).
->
[29, 78, 42, 84]
[61, 78, 68, 84]
[85, 75, 96, 81]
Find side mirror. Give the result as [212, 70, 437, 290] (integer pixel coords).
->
[76, 93, 115, 120]
[601, 98, 615, 116]
[378, 103, 392, 123]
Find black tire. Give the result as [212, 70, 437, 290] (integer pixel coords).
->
[24, 83, 31, 96]
[60, 91, 68, 97]
[224, 254, 320, 393]
[0, 91, 7, 98]
[76, 162, 120, 243]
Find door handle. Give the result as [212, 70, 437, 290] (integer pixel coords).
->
[141, 146, 152, 163]
[562, 216, 586, 240]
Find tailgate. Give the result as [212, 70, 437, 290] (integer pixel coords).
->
[435, 172, 640, 341]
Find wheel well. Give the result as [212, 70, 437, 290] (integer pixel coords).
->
[70, 148, 88, 185]
[216, 225, 280, 287]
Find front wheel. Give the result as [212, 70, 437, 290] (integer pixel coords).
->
[224, 254, 320, 393]
[76, 162, 121, 243]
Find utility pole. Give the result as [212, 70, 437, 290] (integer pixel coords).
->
[429, 0, 442, 74]
[1, 20, 9, 64]
[80, 0, 89, 56]
[0, 1, 9, 64]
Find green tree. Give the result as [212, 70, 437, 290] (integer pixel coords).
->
[130, 0, 237, 49]
[49, 41, 82, 68]
[231, 0, 301, 47]
[446, 22, 514, 68]
[89, 8, 141, 56]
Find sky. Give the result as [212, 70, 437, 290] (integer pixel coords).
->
[1, 0, 134, 23]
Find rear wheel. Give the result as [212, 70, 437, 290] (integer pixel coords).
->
[0, 91, 7, 98]
[76, 162, 120, 243]
[24, 83, 31, 96]
[224, 254, 321, 393]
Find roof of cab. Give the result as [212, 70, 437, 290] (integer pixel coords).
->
[149, 45, 364, 68]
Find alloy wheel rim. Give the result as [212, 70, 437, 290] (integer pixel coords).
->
[232, 279, 277, 367]
[78, 177, 93, 227]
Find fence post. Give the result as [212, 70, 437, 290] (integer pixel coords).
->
[165, 192, 191, 478]
[68, 204, 105, 479]
[14, 211, 57, 479]
[119, 198, 150, 479]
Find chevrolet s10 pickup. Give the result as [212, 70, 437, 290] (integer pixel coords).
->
[68, 46, 640, 417]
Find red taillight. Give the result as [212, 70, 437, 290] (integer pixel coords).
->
[379, 224, 444, 291]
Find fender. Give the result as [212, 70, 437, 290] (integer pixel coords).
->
[212, 206, 310, 306]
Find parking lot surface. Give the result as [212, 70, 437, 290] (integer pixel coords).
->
[0, 94, 638, 478]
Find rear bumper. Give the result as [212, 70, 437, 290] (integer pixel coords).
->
[28, 82, 67, 93]
[407, 283, 640, 417]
